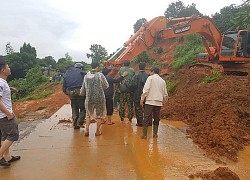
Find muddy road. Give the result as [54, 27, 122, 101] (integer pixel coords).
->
[1, 105, 249, 179]
[9, 62, 250, 179]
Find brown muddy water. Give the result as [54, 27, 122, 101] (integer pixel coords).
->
[1, 105, 249, 179]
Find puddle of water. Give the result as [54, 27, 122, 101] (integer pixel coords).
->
[227, 146, 250, 180]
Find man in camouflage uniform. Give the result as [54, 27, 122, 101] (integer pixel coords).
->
[118, 60, 135, 122]
[130, 62, 149, 127]
[62, 63, 86, 129]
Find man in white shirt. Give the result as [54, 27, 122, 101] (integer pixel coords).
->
[140, 67, 168, 139]
[0, 61, 20, 167]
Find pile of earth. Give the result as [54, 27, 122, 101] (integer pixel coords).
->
[13, 84, 70, 121]
[189, 167, 240, 180]
[161, 65, 250, 162]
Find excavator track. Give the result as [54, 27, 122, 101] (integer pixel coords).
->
[189, 63, 224, 75]
[221, 63, 250, 76]
[189, 62, 250, 76]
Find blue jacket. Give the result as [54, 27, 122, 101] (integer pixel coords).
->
[62, 67, 86, 94]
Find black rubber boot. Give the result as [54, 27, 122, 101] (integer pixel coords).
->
[141, 126, 148, 139]
[153, 125, 159, 138]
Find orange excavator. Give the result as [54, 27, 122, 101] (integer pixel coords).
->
[106, 16, 250, 75]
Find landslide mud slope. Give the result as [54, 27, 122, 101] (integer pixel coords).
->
[161, 66, 250, 162]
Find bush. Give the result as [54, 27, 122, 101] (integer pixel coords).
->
[166, 78, 178, 96]
[23, 89, 55, 101]
[132, 51, 154, 64]
[170, 34, 204, 70]
[150, 60, 162, 69]
[202, 70, 223, 83]
[154, 47, 164, 54]
[9, 67, 49, 101]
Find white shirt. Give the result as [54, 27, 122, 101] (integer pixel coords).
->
[141, 74, 168, 106]
[0, 78, 13, 118]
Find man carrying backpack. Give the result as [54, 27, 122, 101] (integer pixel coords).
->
[62, 63, 86, 129]
[118, 60, 135, 122]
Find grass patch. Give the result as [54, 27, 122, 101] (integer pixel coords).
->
[202, 70, 223, 83]
[15, 82, 58, 102]
[170, 34, 204, 70]
[166, 79, 178, 96]
[23, 89, 55, 101]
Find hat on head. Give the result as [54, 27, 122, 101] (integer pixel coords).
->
[74, 63, 83, 69]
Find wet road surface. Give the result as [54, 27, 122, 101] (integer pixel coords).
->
[1, 104, 249, 179]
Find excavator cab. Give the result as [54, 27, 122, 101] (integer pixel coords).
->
[221, 30, 250, 58]
[236, 31, 250, 58]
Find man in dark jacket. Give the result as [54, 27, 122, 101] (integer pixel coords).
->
[130, 62, 149, 126]
[62, 63, 86, 129]
[102, 68, 128, 125]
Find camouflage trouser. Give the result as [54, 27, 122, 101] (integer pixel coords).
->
[114, 90, 120, 109]
[70, 95, 86, 127]
[134, 102, 143, 125]
[119, 92, 133, 120]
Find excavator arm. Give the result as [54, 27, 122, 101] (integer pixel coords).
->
[107, 16, 222, 66]
[159, 16, 222, 61]
[106, 15, 249, 75]
[107, 16, 168, 65]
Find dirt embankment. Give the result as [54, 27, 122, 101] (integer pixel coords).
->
[13, 84, 70, 121]
[161, 66, 250, 162]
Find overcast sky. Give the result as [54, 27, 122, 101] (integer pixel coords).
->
[0, 0, 244, 63]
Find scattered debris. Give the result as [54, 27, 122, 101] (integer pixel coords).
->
[189, 167, 240, 180]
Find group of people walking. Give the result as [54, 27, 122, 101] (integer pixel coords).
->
[63, 60, 168, 139]
[0, 59, 168, 168]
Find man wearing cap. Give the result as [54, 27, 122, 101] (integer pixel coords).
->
[62, 63, 86, 129]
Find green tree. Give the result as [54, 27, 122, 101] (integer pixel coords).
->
[57, 53, 74, 72]
[212, 5, 239, 33]
[164, 0, 202, 18]
[9, 67, 48, 100]
[5, 50, 38, 80]
[5, 42, 15, 55]
[38, 56, 57, 68]
[20, 43, 37, 58]
[65, 52, 73, 61]
[133, 18, 147, 33]
[231, 2, 250, 30]
[86, 44, 108, 63]
[212, 1, 250, 32]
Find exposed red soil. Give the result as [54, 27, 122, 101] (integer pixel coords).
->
[189, 167, 240, 180]
[161, 66, 250, 162]
[13, 85, 70, 121]
[141, 40, 250, 162]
